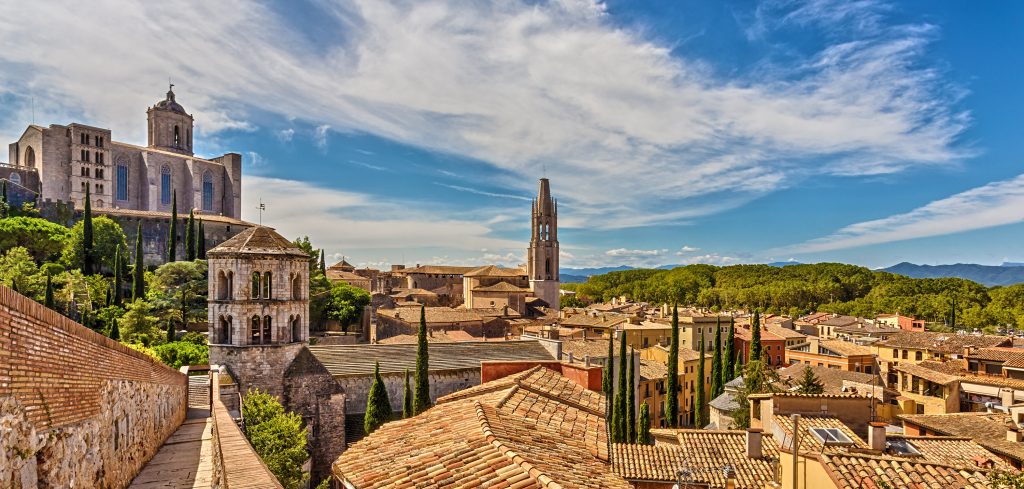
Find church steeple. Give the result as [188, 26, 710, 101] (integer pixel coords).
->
[528, 177, 560, 310]
[147, 84, 194, 155]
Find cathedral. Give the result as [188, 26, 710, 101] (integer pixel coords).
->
[7, 85, 242, 218]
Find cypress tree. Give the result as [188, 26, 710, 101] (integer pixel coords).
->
[637, 401, 652, 444]
[185, 209, 196, 261]
[166, 319, 176, 343]
[403, 368, 413, 419]
[413, 305, 431, 414]
[364, 362, 393, 435]
[750, 310, 762, 362]
[950, 296, 957, 330]
[319, 250, 326, 275]
[695, 330, 706, 428]
[711, 316, 723, 398]
[167, 190, 177, 262]
[1, 179, 7, 218]
[104, 286, 111, 307]
[615, 330, 628, 442]
[665, 304, 680, 428]
[113, 244, 123, 305]
[725, 317, 737, 383]
[627, 346, 636, 443]
[109, 318, 120, 341]
[197, 219, 206, 259]
[603, 330, 614, 425]
[83, 185, 94, 274]
[44, 274, 54, 309]
[133, 223, 145, 300]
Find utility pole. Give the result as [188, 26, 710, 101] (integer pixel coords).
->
[791, 414, 800, 489]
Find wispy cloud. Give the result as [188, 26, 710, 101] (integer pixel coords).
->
[605, 248, 667, 257]
[349, 159, 392, 172]
[435, 183, 532, 201]
[0, 0, 968, 229]
[276, 128, 294, 142]
[780, 173, 1024, 254]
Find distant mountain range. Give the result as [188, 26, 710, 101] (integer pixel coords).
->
[561, 261, 1024, 286]
[880, 262, 1024, 287]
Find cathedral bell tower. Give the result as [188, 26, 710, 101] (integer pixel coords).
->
[147, 84, 194, 156]
[527, 178, 560, 310]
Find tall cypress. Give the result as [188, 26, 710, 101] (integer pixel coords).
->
[603, 330, 614, 425]
[637, 401, 652, 445]
[167, 190, 177, 262]
[725, 317, 737, 384]
[627, 346, 636, 443]
[104, 286, 111, 308]
[711, 316, 723, 399]
[750, 310, 762, 362]
[413, 305, 431, 414]
[185, 209, 196, 261]
[1, 179, 7, 218]
[44, 274, 54, 309]
[403, 368, 413, 419]
[83, 185, 94, 274]
[109, 317, 120, 341]
[113, 244, 123, 306]
[364, 362, 393, 435]
[665, 304, 680, 428]
[133, 223, 146, 300]
[695, 330, 706, 428]
[615, 330, 628, 442]
[197, 219, 206, 259]
[166, 319, 176, 343]
[319, 250, 326, 275]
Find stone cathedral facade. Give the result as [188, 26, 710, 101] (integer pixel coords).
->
[7, 86, 242, 218]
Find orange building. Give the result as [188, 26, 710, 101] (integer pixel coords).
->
[785, 338, 877, 374]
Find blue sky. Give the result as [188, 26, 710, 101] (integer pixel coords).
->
[2, 0, 1022, 270]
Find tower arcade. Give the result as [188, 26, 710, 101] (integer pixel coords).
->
[527, 177, 560, 310]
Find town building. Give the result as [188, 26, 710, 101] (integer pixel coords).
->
[876, 313, 926, 332]
[873, 331, 1012, 385]
[639, 344, 712, 427]
[786, 338, 877, 373]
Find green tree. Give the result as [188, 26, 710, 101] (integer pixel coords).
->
[109, 317, 120, 340]
[414, 305, 431, 414]
[243, 389, 286, 431]
[695, 330, 706, 428]
[197, 219, 206, 259]
[113, 244, 123, 305]
[185, 209, 196, 261]
[750, 310, 762, 361]
[990, 470, 1024, 489]
[364, 362, 393, 435]
[732, 359, 778, 429]
[403, 368, 413, 419]
[324, 282, 371, 330]
[726, 317, 737, 382]
[319, 249, 326, 275]
[133, 223, 145, 300]
[242, 389, 309, 489]
[61, 216, 128, 274]
[0, 216, 70, 262]
[637, 401, 652, 445]
[166, 319, 176, 343]
[167, 190, 177, 262]
[711, 316, 723, 398]
[665, 304, 680, 427]
[0, 246, 44, 299]
[627, 346, 636, 443]
[614, 329, 628, 442]
[83, 186, 94, 274]
[44, 273, 54, 309]
[603, 330, 614, 422]
[795, 366, 825, 395]
[0, 179, 7, 218]
[120, 299, 160, 344]
[152, 341, 208, 368]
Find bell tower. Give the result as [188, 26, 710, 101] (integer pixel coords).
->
[527, 177, 560, 310]
[147, 84, 194, 155]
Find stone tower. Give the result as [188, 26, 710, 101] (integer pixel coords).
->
[527, 177, 560, 310]
[207, 225, 310, 397]
[147, 84, 194, 155]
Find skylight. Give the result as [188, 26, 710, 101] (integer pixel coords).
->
[810, 428, 854, 445]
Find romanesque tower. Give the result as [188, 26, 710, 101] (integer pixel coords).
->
[147, 84, 194, 155]
[207, 226, 310, 396]
[527, 177, 560, 310]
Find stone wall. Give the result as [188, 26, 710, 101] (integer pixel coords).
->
[336, 367, 480, 416]
[210, 343, 306, 399]
[283, 348, 346, 484]
[0, 285, 188, 488]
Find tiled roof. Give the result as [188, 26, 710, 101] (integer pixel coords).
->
[765, 324, 807, 340]
[900, 413, 1024, 463]
[901, 360, 1024, 390]
[816, 451, 992, 489]
[639, 359, 668, 381]
[969, 347, 1024, 362]
[613, 430, 778, 488]
[816, 339, 874, 357]
[207, 226, 308, 257]
[886, 435, 1015, 471]
[895, 362, 960, 385]
[378, 306, 483, 324]
[771, 414, 867, 451]
[308, 340, 555, 377]
[464, 265, 526, 277]
[709, 390, 739, 412]
[878, 331, 1012, 354]
[325, 269, 368, 282]
[834, 324, 902, 335]
[375, 330, 480, 344]
[818, 315, 861, 327]
[561, 338, 614, 360]
[561, 313, 630, 328]
[398, 265, 479, 275]
[389, 288, 437, 298]
[334, 366, 630, 488]
[776, 364, 881, 395]
[472, 281, 529, 293]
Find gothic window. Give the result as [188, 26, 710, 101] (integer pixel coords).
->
[9, 173, 20, 186]
[174, 125, 180, 147]
[160, 165, 172, 205]
[291, 316, 301, 343]
[545, 258, 551, 278]
[217, 271, 229, 300]
[225, 316, 233, 344]
[292, 274, 301, 300]
[251, 272, 261, 299]
[202, 171, 214, 211]
[251, 316, 261, 344]
[263, 316, 272, 344]
[24, 146, 35, 168]
[263, 272, 272, 299]
[218, 315, 229, 344]
[116, 163, 128, 201]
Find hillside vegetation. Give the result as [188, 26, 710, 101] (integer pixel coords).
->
[562, 263, 1024, 330]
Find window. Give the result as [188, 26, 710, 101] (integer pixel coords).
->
[263, 316, 272, 343]
[263, 272, 272, 299]
[160, 166, 171, 205]
[251, 272, 261, 299]
[174, 125, 180, 147]
[24, 146, 35, 168]
[291, 316, 301, 343]
[292, 275, 301, 300]
[96, 152, 103, 165]
[81, 149, 89, 162]
[96, 136, 104, 148]
[251, 316, 261, 344]
[116, 164, 128, 201]
[915, 351, 923, 361]
[96, 168, 104, 179]
[892, 349, 898, 359]
[80, 133, 86, 144]
[202, 171, 214, 210]
[901, 350, 908, 360]
[810, 428, 854, 445]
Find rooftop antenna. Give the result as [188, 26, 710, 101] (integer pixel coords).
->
[256, 198, 265, 225]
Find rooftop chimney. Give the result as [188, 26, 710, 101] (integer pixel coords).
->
[1008, 427, 1022, 443]
[746, 428, 763, 458]
[868, 422, 887, 451]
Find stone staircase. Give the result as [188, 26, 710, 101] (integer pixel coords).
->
[189, 374, 210, 408]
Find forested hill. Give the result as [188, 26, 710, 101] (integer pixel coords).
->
[882, 262, 1024, 287]
[560, 263, 1024, 330]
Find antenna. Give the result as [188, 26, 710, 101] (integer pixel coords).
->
[256, 198, 265, 225]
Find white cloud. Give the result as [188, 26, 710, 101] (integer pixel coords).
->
[0, 0, 967, 229]
[676, 245, 700, 254]
[605, 248, 667, 257]
[276, 128, 295, 142]
[780, 173, 1024, 254]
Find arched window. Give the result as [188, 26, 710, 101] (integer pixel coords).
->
[218, 315, 229, 344]
[202, 171, 214, 211]
[24, 146, 35, 168]
[251, 272, 261, 299]
[160, 165, 172, 205]
[217, 271, 228, 300]
[263, 316, 272, 344]
[174, 125, 180, 147]
[545, 258, 551, 278]
[291, 316, 301, 343]
[263, 272, 272, 299]
[9, 173, 20, 186]
[251, 316, 261, 344]
[225, 316, 233, 344]
[226, 271, 234, 299]
[292, 274, 302, 300]
[116, 162, 129, 201]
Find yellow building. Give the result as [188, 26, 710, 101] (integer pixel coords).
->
[639, 345, 711, 427]
[873, 331, 1011, 385]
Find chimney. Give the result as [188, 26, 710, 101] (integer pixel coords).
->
[1008, 427, 1022, 443]
[1001, 388, 1014, 408]
[746, 428, 763, 458]
[868, 422, 887, 451]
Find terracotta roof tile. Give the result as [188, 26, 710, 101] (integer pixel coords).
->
[878, 332, 1012, 354]
[613, 430, 779, 488]
[900, 412, 1024, 463]
[308, 340, 555, 377]
[817, 451, 993, 489]
[207, 226, 308, 257]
